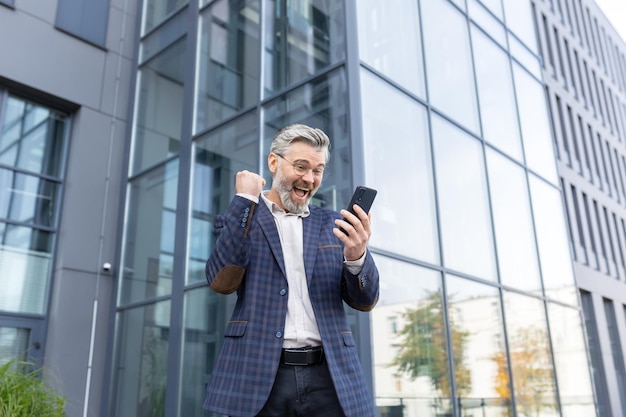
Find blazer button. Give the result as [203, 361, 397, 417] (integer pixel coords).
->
[280, 289, 287, 296]
[275, 331, 282, 338]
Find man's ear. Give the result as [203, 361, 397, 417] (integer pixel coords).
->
[268, 153, 278, 175]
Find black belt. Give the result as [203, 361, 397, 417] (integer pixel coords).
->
[281, 346, 324, 366]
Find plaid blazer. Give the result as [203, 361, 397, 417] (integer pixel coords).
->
[202, 195, 379, 417]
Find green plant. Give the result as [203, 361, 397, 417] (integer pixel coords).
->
[0, 359, 66, 417]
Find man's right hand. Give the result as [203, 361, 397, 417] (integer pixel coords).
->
[235, 170, 266, 196]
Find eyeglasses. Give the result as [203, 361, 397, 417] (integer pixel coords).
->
[276, 153, 325, 178]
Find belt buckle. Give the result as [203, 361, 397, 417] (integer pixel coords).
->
[283, 349, 309, 366]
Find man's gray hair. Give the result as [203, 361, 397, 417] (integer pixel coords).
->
[270, 124, 331, 163]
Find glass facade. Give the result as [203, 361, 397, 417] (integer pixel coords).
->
[535, 0, 626, 413]
[109, 0, 598, 416]
[0, 91, 69, 364]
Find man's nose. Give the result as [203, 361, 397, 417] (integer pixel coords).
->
[301, 169, 315, 183]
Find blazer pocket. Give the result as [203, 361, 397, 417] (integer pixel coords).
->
[224, 320, 247, 337]
[342, 331, 356, 347]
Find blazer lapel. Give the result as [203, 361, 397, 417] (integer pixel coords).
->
[302, 208, 322, 283]
[256, 200, 287, 277]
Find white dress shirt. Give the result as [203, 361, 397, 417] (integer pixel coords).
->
[238, 191, 365, 348]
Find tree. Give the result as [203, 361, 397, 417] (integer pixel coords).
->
[492, 326, 557, 417]
[391, 290, 471, 402]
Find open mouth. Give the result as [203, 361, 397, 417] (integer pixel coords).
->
[292, 187, 310, 200]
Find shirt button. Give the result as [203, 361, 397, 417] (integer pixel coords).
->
[275, 331, 282, 338]
[280, 289, 287, 296]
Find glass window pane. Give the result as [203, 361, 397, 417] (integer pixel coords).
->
[0, 96, 68, 178]
[189, 113, 258, 284]
[604, 299, 626, 413]
[513, 64, 559, 184]
[486, 149, 541, 291]
[472, 27, 523, 161]
[263, 69, 351, 210]
[502, 0, 537, 52]
[179, 287, 235, 417]
[133, 39, 186, 174]
[433, 115, 497, 281]
[0, 223, 52, 314]
[55, 0, 109, 46]
[263, 0, 345, 95]
[0, 327, 29, 365]
[581, 292, 612, 416]
[422, 0, 479, 133]
[110, 301, 170, 417]
[142, 0, 188, 34]
[371, 256, 452, 416]
[502, 292, 559, 417]
[478, 0, 503, 19]
[120, 161, 178, 305]
[0, 168, 60, 228]
[529, 174, 577, 306]
[547, 303, 597, 417]
[360, 70, 439, 264]
[356, 0, 425, 98]
[195, 0, 260, 133]
[468, 2, 506, 47]
[446, 275, 512, 417]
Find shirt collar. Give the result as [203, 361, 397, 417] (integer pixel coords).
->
[261, 191, 310, 218]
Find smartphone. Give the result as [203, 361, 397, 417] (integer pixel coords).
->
[340, 186, 377, 235]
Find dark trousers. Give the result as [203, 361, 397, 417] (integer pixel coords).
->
[255, 358, 346, 417]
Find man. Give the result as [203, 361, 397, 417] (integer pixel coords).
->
[203, 124, 379, 417]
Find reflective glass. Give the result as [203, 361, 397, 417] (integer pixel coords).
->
[432, 115, 497, 281]
[513, 64, 558, 184]
[132, 39, 186, 174]
[0, 168, 59, 228]
[120, 161, 178, 305]
[356, 0, 425, 98]
[0, 96, 67, 178]
[263, 69, 350, 211]
[195, 0, 260, 133]
[468, 2, 506, 47]
[140, 8, 188, 64]
[110, 301, 171, 417]
[529, 174, 577, 306]
[263, 0, 345, 95]
[422, 0, 479, 134]
[0, 327, 29, 365]
[0, 223, 52, 314]
[547, 303, 597, 417]
[360, 70, 439, 264]
[486, 150, 541, 292]
[478, 0, 503, 19]
[502, 292, 559, 417]
[446, 275, 512, 417]
[509, 35, 542, 80]
[502, 0, 537, 52]
[472, 27, 523, 161]
[179, 287, 235, 417]
[189, 113, 258, 284]
[371, 255, 452, 416]
[142, 0, 188, 34]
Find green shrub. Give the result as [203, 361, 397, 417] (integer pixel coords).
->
[0, 360, 66, 417]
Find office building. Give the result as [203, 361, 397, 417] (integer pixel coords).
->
[534, 0, 626, 416]
[0, 0, 623, 416]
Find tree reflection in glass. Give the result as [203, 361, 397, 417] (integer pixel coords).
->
[392, 289, 470, 404]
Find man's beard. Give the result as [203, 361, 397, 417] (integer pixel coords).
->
[273, 168, 317, 214]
